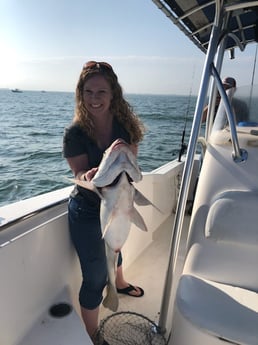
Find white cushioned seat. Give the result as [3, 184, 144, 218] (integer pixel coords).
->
[205, 191, 258, 245]
[176, 275, 258, 345]
[183, 242, 258, 290]
[174, 190, 258, 344]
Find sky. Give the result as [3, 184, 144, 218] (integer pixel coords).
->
[0, 0, 257, 95]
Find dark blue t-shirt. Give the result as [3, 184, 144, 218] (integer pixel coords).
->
[63, 118, 130, 200]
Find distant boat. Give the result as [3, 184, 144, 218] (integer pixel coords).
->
[11, 88, 23, 93]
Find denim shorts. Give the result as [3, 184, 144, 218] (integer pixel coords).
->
[68, 194, 122, 309]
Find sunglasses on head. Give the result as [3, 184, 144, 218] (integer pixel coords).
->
[83, 61, 113, 71]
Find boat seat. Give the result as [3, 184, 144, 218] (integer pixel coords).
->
[174, 190, 258, 343]
[205, 190, 258, 245]
[183, 241, 258, 292]
[185, 190, 258, 290]
[176, 274, 258, 345]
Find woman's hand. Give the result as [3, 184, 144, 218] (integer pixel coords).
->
[84, 167, 98, 181]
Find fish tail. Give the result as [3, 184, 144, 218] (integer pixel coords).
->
[102, 283, 119, 312]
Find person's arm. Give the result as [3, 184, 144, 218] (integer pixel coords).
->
[66, 154, 98, 181]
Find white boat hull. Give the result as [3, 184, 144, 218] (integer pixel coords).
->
[0, 197, 90, 344]
[1, 158, 196, 344]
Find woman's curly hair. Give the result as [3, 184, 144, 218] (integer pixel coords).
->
[73, 62, 145, 144]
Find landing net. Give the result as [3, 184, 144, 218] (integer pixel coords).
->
[94, 311, 167, 345]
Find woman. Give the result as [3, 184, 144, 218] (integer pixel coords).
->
[63, 61, 145, 342]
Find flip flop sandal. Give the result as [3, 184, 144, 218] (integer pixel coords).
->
[117, 284, 144, 297]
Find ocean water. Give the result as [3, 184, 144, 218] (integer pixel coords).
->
[0, 89, 195, 207]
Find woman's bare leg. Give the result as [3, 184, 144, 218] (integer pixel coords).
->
[115, 265, 143, 296]
[80, 305, 99, 340]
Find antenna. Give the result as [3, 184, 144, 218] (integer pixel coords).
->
[248, 43, 258, 113]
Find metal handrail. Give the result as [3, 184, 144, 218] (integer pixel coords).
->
[157, 0, 248, 335]
[157, 0, 223, 333]
[211, 65, 248, 163]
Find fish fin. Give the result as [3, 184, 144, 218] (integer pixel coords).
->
[102, 284, 119, 312]
[131, 207, 148, 231]
[134, 188, 162, 213]
[102, 223, 110, 239]
[101, 213, 115, 239]
[68, 178, 103, 199]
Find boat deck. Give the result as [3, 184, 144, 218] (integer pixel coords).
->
[99, 213, 190, 339]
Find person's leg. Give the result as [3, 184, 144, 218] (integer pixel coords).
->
[80, 306, 99, 339]
[68, 197, 107, 336]
[115, 253, 144, 297]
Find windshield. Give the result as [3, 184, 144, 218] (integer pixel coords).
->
[212, 84, 258, 131]
[233, 84, 258, 124]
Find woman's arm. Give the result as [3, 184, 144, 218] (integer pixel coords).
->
[66, 153, 88, 178]
[66, 153, 98, 182]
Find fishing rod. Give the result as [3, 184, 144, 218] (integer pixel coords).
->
[178, 67, 195, 162]
[178, 124, 188, 162]
[248, 42, 258, 113]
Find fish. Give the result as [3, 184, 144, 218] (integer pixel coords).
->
[72, 138, 156, 312]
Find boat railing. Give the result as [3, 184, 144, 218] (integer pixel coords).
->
[0, 186, 72, 235]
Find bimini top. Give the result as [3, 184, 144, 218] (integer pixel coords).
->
[153, 0, 258, 53]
